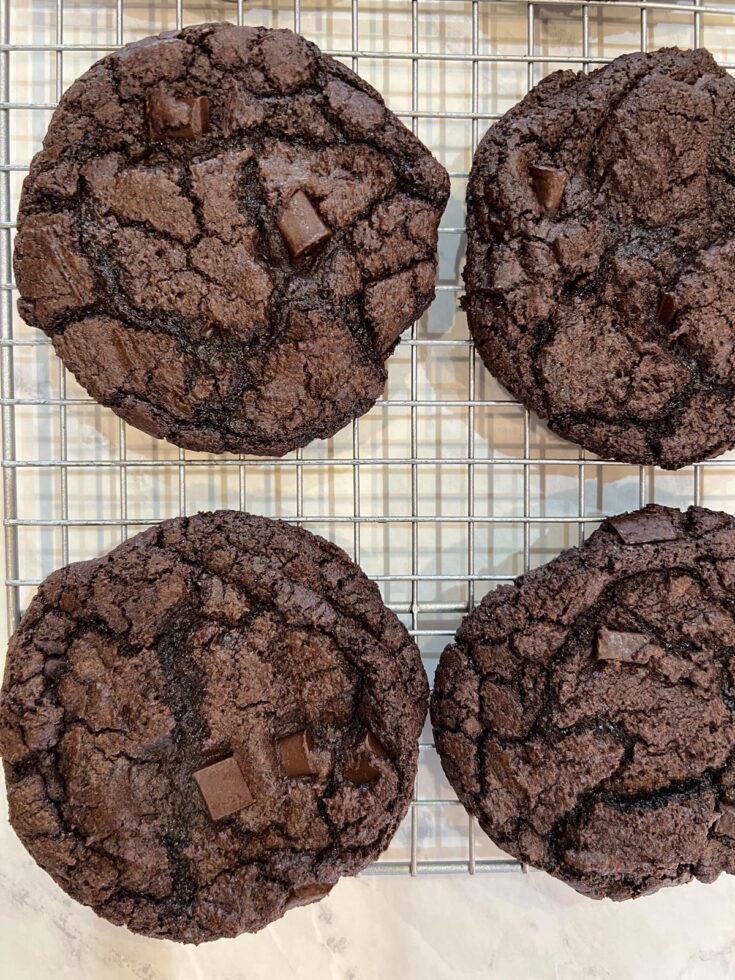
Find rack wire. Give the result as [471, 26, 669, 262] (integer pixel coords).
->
[2, 0, 735, 877]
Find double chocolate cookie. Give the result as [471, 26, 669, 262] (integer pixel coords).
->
[432, 505, 735, 900]
[15, 23, 449, 455]
[465, 48, 735, 468]
[0, 512, 428, 942]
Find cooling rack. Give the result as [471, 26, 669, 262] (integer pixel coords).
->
[3, 0, 735, 878]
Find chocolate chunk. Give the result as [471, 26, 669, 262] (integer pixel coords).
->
[529, 165, 566, 211]
[608, 508, 680, 545]
[596, 628, 652, 664]
[344, 732, 387, 785]
[148, 92, 210, 139]
[193, 755, 253, 820]
[284, 882, 333, 911]
[657, 292, 677, 325]
[715, 806, 735, 839]
[277, 729, 318, 778]
[277, 190, 332, 260]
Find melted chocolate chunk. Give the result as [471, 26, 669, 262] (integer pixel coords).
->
[657, 292, 677, 325]
[193, 756, 253, 821]
[596, 628, 652, 664]
[148, 92, 210, 139]
[277, 729, 318, 778]
[344, 732, 387, 785]
[529, 165, 566, 211]
[608, 509, 680, 545]
[284, 882, 334, 911]
[276, 190, 332, 260]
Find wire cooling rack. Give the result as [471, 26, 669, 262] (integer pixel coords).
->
[3, 0, 735, 879]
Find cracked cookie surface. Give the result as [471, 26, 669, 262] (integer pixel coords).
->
[14, 23, 449, 456]
[0, 511, 428, 942]
[431, 504, 735, 899]
[464, 48, 735, 469]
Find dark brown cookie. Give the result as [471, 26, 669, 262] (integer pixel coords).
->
[464, 48, 735, 469]
[0, 512, 428, 942]
[15, 23, 449, 456]
[431, 504, 735, 900]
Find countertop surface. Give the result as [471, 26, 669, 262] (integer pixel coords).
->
[3, 826, 735, 979]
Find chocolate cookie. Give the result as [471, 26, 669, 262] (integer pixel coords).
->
[15, 23, 448, 456]
[0, 512, 428, 942]
[431, 504, 735, 900]
[464, 48, 735, 469]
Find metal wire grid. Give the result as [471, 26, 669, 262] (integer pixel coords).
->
[2, 0, 735, 879]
